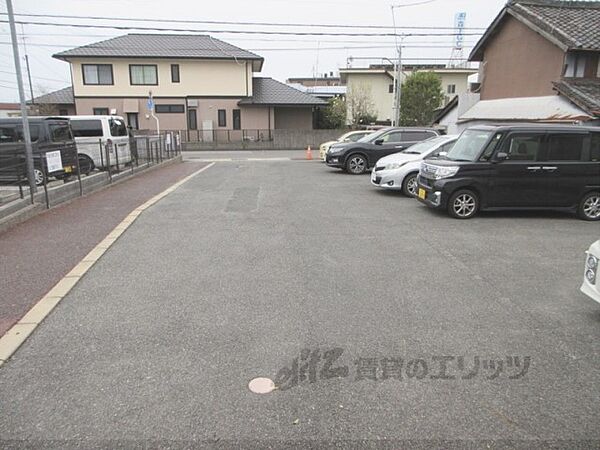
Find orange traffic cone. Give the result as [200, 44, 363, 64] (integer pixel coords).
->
[306, 145, 313, 160]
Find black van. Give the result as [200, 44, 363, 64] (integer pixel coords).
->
[0, 117, 78, 185]
[416, 125, 600, 221]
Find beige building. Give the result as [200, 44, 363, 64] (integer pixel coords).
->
[52, 34, 325, 133]
[339, 65, 477, 124]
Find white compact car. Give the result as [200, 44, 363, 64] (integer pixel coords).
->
[581, 240, 600, 304]
[371, 135, 457, 196]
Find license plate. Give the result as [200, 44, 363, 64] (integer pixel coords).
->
[64, 166, 72, 173]
[418, 188, 426, 200]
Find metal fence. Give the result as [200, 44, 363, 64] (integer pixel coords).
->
[170, 129, 273, 144]
[0, 131, 182, 210]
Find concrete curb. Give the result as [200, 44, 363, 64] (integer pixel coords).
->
[0, 162, 215, 368]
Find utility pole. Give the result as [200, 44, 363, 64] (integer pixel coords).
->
[391, 6, 403, 126]
[21, 25, 35, 105]
[7, 0, 36, 197]
[25, 55, 34, 105]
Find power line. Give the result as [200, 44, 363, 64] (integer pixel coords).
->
[2, 32, 480, 45]
[0, 19, 485, 37]
[0, 12, 488, 31]
[0, 68, 69, 83]
[0, 40, 472, 52]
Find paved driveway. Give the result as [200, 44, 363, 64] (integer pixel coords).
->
[0, 160, 598, 448]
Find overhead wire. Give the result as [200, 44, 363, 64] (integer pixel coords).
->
[0, 12, 488, 31]
[0, 19, 484, 37]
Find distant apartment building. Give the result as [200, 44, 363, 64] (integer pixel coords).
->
[286, 75, 342, 87]
[49, 34, 325, 132]
[339, 64, 477, 124]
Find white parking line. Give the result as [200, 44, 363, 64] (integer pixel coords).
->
[187, 158, 293, 162]
[0, 162, 215, 368]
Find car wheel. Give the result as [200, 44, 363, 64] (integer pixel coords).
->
[578, 192, 600, 221]
[33, 167, 45, 186]
[78, 154, 94, 176]
[346, 154, 367, 175]
[448, 189, 479, 219]
[402, 173, 418, 197]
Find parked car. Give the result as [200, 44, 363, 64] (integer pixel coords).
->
[581, 240, 600, 304]
[371, 135, 457, 196]
[325, 127, 439, 174]
[416, 125, 600, 220]
[61, 115, 132, 175]
[319, 130, 373, 160]
[0, 117, 78, 186]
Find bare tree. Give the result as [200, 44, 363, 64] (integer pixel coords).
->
[346, 83, 377, 127]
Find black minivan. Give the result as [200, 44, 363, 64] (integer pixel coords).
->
[416, 125, 600, 221]
[0, 117, 78, 185]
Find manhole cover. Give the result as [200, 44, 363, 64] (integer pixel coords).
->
[248, 377, 275, 394]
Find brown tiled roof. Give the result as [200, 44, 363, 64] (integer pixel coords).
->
[0, 103, 20, 110]
[553, 78, 600, 116]
[470, 0, 600, 60]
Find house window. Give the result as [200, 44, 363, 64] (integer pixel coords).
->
[218, 109, 227, 127]
[447, 84, 456, 94]
[171, 64, 180, 83]
[564, 52, 588, 78]
[388, 84, 394, 94]
[127, 113, 139, 130]
[155, 104, 185, 113]
[188, 109, 197, 130]
[82, 64, 113, 85]
[129, 65, 158, 85]
[93, 107, 109, 116]
[233, 109, 241, 130]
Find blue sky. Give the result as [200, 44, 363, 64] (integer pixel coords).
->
[0, 0, 507, 102]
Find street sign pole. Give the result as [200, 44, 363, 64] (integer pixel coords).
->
[7, 0, 36, 198]
[147, 91, 160, 136]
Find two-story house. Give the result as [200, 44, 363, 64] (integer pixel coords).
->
[51, 34, 325, 133]
[462, 0, 600, 126]
[338, 64, 478, 125]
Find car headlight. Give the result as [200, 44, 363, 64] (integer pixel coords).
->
[585, 253, 598, 284]
[586, 269, 596, 283]
[434, 166, 460, 179]
[586, 254, 598, 270]
[385, 162, 407, 170]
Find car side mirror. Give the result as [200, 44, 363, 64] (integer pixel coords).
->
[374, 139, 384, 145]
[495, 152, 508, 162]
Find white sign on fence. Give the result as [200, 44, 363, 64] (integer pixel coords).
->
[45, 151, 63, 173]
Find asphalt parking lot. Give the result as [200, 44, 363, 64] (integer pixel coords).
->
[0, 159, 598, 448]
